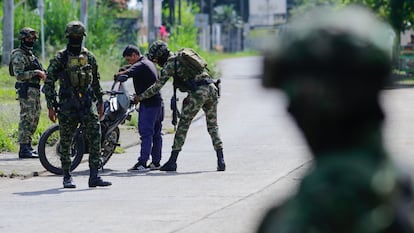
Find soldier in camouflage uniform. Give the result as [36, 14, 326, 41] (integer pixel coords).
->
[10, 27, 46, 159]
[134, 41, 225, 172]
[43, 21, 111, 188]
[257, 6, 414, 233]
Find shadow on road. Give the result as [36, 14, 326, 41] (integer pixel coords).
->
[13, 187, 93, 196]
[103, 169, 216, 177]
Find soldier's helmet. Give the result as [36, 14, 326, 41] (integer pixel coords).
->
[19, 27, 38, 40]
[147, 40, 170, 60]
[65, 21, 87, 38]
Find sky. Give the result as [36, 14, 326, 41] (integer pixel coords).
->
[127, 0, 143, 10]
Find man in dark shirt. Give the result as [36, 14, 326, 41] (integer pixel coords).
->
[115, 45, 164, 172]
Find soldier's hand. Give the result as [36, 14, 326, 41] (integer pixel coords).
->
[48, 108, 56, 123]
[133, 94, 140, 104]
[36, 70, 46, 81]
[98, 103, 104, 119]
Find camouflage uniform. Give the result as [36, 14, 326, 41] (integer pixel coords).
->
[44, 47, 102, 171]
[258, 6, 414, 233]
[139, 59, 222, 151]
[140, 41, 225, 171]
[11, 27, 44, 158]
[44, 21, 110, 188]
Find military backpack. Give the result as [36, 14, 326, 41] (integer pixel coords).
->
[9, 48, 27, 76]
[174, 48, 207, 81]
[9, 48, 44, 77]
[173, 48, 209, 92]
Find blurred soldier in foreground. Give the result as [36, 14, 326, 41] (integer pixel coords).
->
[44, 21, 111, 189]
[10, 27, 46, 159]
[257, 6, 414, 233]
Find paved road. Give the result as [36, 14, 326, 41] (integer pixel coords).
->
[1, 56, 414, 233]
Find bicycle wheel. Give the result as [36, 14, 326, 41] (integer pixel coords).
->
[38, 124, 85, 175]
[100, 126, 120, 168]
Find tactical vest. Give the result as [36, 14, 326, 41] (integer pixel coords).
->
[66, 54, 93, 88]
[9, 48, 43, 84]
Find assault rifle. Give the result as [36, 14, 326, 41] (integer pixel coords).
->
[33, 57, 46, 73]
[170, 87, 181, 130]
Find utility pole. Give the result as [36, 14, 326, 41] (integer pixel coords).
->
[1, 0, 14, 66]
[80, 0, 88, 30]
[169, 0, 175, 27]
[38, 0, 45, 61]
[240, 0, 245, 51]
[209, 0, 213, 50]
[80, 0, 88, 47]
[178, 0, 181, 35]
[148, 0, 156, 44]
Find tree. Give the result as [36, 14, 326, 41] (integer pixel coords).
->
[1, 0, 13, 66]
[213, 4, 242, 33]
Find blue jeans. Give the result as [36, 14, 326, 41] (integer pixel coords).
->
[138, 103, 164, 165]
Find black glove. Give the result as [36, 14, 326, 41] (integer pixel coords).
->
[117, 74, 129, 82]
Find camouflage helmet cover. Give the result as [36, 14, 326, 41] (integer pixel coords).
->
[262, 6, 393, 89]
[65, 21, 87, 37]
[147, 40, 170, 60]
[19, 27, 38, 40]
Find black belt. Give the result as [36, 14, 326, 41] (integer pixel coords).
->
[15, 82, 40, 89]
[15, 82, 40, 99]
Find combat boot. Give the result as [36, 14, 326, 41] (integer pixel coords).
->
[18, 144, 38, 159]
[216, 149, 226, 171]
[63, 171, 76, 189]
[28, 144, 38, 155]
[160, 150, 179, 171]
[88, 168, 112, 187]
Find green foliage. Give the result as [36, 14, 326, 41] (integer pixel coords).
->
[0, 89, 17, 103]
[163, 1, 200, 51]
[84, 2, 121, 54]
[11, 0, 120, 57]
[0, 104, 19, 152]
[0, 67, 15, 86]
[213, 4, 243, 32]
[42, 0, 80, 47]
[160, 2, 223, 77]
[125, 114, 138, 128]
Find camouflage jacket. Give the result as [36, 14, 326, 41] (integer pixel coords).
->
[43, 47, 103, 110]
[10, 47, 42, 84]
[138, 54, 210, 100]
[257, 146, 414, 233]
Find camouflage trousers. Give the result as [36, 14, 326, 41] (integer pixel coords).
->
[58, 106, 101, 171]
[172, 84, 223, 151]
[18, 87, 41, 144]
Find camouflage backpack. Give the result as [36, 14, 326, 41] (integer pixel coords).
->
[8, 48, 26, 76]
[174, 48, 207, 82]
